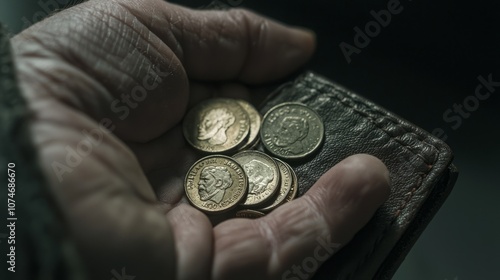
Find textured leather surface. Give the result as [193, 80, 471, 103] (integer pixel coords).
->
[257, 72, 458, 280]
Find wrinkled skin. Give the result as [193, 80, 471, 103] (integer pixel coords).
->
[11, 0, 390, 279]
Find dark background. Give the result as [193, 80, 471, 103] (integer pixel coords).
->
[1, 0, 499, 279]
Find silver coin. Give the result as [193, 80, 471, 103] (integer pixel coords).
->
[260, 102, 324, 159]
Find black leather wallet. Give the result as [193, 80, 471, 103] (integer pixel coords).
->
[200, 2, 458, 278]
[257, 72, 458, 279]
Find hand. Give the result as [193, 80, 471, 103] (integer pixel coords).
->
[12, 0, 390, 279]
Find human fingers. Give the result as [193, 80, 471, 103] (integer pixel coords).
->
[211, 154, 390, 280]
[120, 0, 316, 84]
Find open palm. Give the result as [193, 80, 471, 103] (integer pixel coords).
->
[12, 0, 390, 279]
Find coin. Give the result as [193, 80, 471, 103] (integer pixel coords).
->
[236, 100, 261, 151]
[183, 98, 250, 154]
[283, 162, 298, 204]
[260, 102, 324, 159]
[235, 209, 266, 219]
[257, 158, 293, 212]
[233, 150, 281, 207]
[184, 155, 248, 214]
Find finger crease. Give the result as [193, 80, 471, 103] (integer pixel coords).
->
[255, 218, 282, 276]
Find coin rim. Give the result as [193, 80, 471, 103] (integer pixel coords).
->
[257, 158, 294, 212]
[283, 161, 298, 203]
[236, 100, 262, 151]
[234, 209, 266, 219]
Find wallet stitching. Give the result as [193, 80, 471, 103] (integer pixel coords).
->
[300, 77, 441, 279]
[313, 85, 438, 165]
[329, 90, 432, 279]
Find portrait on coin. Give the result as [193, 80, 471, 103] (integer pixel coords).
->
[273, 116, 309, 154]
[198, 107, 235, 145]
[198, 166, 233, 204]
[243, 160, 274, 195]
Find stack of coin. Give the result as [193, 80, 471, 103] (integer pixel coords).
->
[183, 98, 324, 218]
[184, 151, 298, 216]
[233, 150, 281, 208]
[183, 98, 261, 154]
[257, 157, 298, 213]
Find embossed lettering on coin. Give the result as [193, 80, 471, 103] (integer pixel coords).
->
[261, 102, 324, 159]
[233, 150, 280, 207]
[185, 155, 248, 214]
[183, 98, 250, 153]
